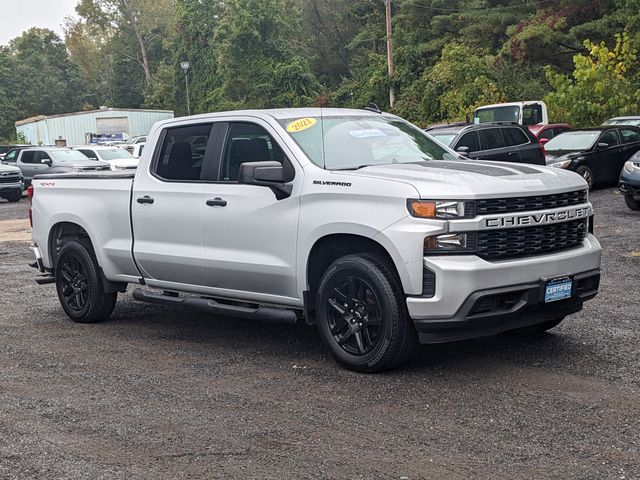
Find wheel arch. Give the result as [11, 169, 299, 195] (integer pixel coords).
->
[304, 233, 405, 324]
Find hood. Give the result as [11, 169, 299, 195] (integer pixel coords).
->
[0, 163, 21, 174]
[334, 160, 587, 199]
[545, 149, 584, 162]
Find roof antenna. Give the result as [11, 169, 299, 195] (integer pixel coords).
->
[363, 103, 382, 114]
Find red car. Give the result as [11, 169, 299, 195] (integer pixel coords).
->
[528, 123, 572, 145]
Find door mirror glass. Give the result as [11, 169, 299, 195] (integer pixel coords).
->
[41, 158, 52, 166]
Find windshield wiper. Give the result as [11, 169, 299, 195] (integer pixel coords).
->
[334, 165, 371, 171]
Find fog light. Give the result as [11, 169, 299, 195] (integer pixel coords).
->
[424, 233, 476, 254]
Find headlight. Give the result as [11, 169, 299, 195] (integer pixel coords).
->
[407, 200, 472, 219]
[550, 159, 572, 169]
[424, 233, 476, 254]
[623, 160, 640, 174]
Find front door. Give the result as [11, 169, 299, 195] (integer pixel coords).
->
[131, 122, 215, 287]
[201, 121, 301, 303]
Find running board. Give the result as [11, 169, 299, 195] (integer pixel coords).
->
[132, 288, 298, 325]
[34, 275, 56, 285]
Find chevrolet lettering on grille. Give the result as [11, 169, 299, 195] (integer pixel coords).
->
[485, 206, 591, 229]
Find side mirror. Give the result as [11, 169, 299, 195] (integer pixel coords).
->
[238, 161, 293, 200]
[456, 146, 470, 156]
[539, 138, 549, 146]
[41, 158, 52, 166]
[596, 142, 609, 150]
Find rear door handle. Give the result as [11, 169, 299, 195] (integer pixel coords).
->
[137, 196, 154, 204]
[206, 198, 227, 207]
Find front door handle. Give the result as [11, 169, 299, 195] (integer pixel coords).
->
[137, 196, 154, 205]
[206, 198, 227, 207]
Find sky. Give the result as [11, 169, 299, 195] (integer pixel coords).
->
[0, 0, 78, 45]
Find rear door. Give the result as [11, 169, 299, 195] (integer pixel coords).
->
[131, 122, 215, 287]
[475, 128, 515, 162]
[503, 127, 543, 165]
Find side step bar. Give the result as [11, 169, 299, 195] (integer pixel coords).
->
[35, 275, 56, 285]
[132, 288, 298, 325]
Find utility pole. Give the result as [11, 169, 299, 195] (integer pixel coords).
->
[385, 0, 395, 109]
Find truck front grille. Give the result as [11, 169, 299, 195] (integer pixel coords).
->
[474, 218, 588, 260]
[0, 174, 20, 184]
[473, 190, 588, 215]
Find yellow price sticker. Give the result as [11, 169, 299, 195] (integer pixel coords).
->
[286, 117, 318, 133]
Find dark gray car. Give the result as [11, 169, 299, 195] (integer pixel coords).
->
[16, 148, 111, 185]
[426, 122, 545, 165]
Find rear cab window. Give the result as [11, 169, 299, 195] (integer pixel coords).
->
[20, 151, 37, 164]
[153, 123, 213, 182]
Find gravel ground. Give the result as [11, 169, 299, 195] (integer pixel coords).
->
[0, 188, 638, 479]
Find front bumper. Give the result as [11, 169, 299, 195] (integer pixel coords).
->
[0, 182, 24, 196]
[406, 234, 601, 343]
[619, 170, 640, 197]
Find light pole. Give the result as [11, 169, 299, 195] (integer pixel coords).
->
[180, 61, 191, 116]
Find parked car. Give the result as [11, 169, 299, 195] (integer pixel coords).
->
[0, 163, 24, 202]
[602, 116, 640, 127]
[1, 145, 31, 164]
[29, 108, 600, 372]
[545, 126, 640, 188]
[528, 123, 572, 144]
[16, 148, 111, 185]
[129, 142, 146, 159]
[619, 152, 640, 210]
[426, 122, 545, 165]
[73, 145, 139, 170]
[126, 135, 147, 146]
[0, 144, 30, 160]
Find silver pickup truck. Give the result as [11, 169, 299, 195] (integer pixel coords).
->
[29, 108, 601, 372]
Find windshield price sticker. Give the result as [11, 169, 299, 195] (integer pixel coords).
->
[349, 128, 388, 139]
[286, 117, 318, 133]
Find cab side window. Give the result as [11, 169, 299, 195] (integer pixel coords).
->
[4, 149, 18, 163]
[503, 127, 529, 146]
[620, 128, 640, 144]
[154, 124, 213, 181]
[20, 151, 37, 164]
[79, 149, 98, 160]
[601, 130, 620, 147]
[220, 123, 287, 182]
[456, 132, 480, 152]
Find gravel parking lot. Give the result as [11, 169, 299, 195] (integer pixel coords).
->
[0, 188, 638, 479]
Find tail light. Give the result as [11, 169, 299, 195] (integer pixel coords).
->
[27, 185, 34, 227]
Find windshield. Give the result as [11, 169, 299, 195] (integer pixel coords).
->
[97, 149, 133, 160]
[429, 133, 457, 146]
[545, 131, 600, 151]
[50, 150, 90, 162]
[603, 119, 640, 127]
[279, 115, 454, 170]
[474, 105, 520, 123]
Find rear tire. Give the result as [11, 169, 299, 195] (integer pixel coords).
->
[55, 240, 117, 323]
[316, 254, 417, 373]
[575, 166, 594, 189]
[624, 194, 640, 210]
[508, 317, 565, 335]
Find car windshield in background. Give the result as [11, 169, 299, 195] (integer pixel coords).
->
[545, 131, 600, 151]
[474, 105, 519, 123]
[99, 149, 133, 160]
[603, 119, 640, 127]
[279, 115, 454, 170]
[429, 133, 457, 146]
[50, 150, 90, 162]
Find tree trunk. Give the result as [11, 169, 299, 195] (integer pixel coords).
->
[133, 21, 151, 84]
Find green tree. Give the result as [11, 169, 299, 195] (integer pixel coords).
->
[545, 32, 639, 126]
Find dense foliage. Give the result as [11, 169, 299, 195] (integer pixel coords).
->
[1, 0, 640, 140]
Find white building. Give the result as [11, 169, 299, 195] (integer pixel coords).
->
[15, 107, 175, 146]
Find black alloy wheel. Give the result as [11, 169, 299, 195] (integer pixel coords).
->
[576, 166, 594, 189]
[326, 275, 383, 356]
[316, 254, 417, 372]
[58, 255, 89, 312]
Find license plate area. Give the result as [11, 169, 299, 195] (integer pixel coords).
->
[544, 276, 573, 303]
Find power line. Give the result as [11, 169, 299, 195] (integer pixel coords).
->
[399, 0, 555, 13]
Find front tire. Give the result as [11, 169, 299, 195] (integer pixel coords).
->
[625, 194, 640, 210]
[575, 166, 594, 189]
[55, 240, 117, 323]
[6, 192, 21, 203]
[316, 254, 417, 373]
